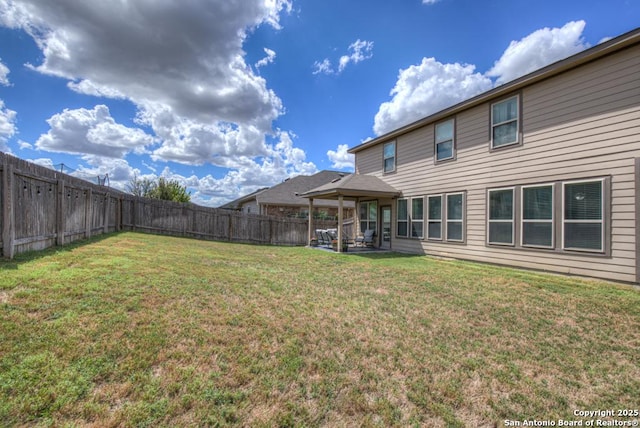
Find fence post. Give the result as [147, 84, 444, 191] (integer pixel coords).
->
[132, 197, 138, 231]
[103, 193, 109, 234]
[85, 188, 93, 238]
[56, 178, 65, 247]
[2, 162, 15, 258]
[115, 197, 120, 232]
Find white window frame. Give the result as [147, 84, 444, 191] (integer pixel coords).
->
[446, 192, 465, 242]
[487, 187, 515, 246]
[411, 197, 424, 239]
[397, 198, 409, 238]
[435, 118, 455, 162]
[426, 195, 443, 240]
[360, 200, 378, 235]
[561, 178, 605, 253]
[520, 184, 554, 249]
[491, 95, 520, 149]
[383, 141, 396, 173]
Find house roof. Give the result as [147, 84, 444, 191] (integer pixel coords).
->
[301, 173, 401, 200]
[349, 26, 640, 154]
[220, 170, 358, 209]
[219, 187, 268, 210]
[256, 170, 355, 207]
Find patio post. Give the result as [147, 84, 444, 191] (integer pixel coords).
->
[337, 195, 344, 253]
[307, 197, 314, 246]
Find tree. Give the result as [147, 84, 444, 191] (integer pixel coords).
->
[127, 176, 191, 203]
[126, 175, 155, 197]
[148, 177, 191, 203]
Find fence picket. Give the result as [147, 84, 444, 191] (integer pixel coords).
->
[0, 153, 340, 258]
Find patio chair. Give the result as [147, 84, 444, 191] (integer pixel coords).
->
[315, 229, 328, 246]
[320, 230, 333, 247]
[355, 229, 375, 247]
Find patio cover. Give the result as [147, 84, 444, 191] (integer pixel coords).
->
[301, 173, 400, 200]
[301, 174, 400, 252]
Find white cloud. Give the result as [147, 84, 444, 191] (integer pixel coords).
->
[0, 100, 17, 151]
[373, 58, 492, 135]
[0, 59, 9, 86]
[327, 144, 354, 170]
[255, 48, 276, 69]
[152, 129, 316, 206]
[312, 58, 334, 75]
[313, 39, 374, 75]
[487, 20, 589, 85]
[373, 21, 591, 136]
[0, 0, 322, 206]
[1, 0, 292, 162]
[338, 39, 374, 73]
[422, 0, 440, 4]
[35, 105, 155, 158]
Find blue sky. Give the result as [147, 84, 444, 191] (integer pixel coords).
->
[0, 0, 638, 206]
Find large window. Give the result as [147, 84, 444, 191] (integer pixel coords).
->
[491, 96, 519, 149]
[435, 119, 455, 162]
[426, 192, 465, 243]
[397, 199, 408, 237]
[446, 193, 464, 241]
[427, 195, 442, 240]
[411, 198, 424, 238]
[360, 201, 377, 235]
[487, 178, 607, 254]
[563, 180, 604, 252]
[397, 197, 424, 239]
[383, 141, 396, 173]
[488, 188, 514, 245]
[521, 184, 554, 248]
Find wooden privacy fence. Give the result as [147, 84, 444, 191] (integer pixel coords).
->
[0, 153, 336, 258]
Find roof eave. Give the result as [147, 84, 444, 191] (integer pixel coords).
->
[349, 27, 640, 154]
[302, 189, 401, 200]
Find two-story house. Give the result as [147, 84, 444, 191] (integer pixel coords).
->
[304, 27, 640, 284]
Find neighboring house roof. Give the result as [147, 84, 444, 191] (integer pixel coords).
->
[302, 174, 401, 200]
[219, 187, 268, 210]
[350, 26, 640, 154]
[220, 170, 357, 209]
[256, 170, 355, 207]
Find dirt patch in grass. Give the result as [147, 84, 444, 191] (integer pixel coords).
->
[0, 232, 638, 427]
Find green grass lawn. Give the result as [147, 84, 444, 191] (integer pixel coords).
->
[1, 232, 639, 427]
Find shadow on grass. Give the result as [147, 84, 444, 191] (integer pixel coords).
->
[348, 251, 424, 261]
[0, 231, 121, 270]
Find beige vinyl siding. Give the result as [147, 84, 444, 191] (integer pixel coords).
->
[356, 43, 640, 283]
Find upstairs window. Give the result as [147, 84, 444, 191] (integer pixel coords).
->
[383, 141, 396, 173]
[435, 119, 455, 162]
[491, 96, 519, 149]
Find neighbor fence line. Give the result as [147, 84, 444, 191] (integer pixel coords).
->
[0, 153, 335, 258]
